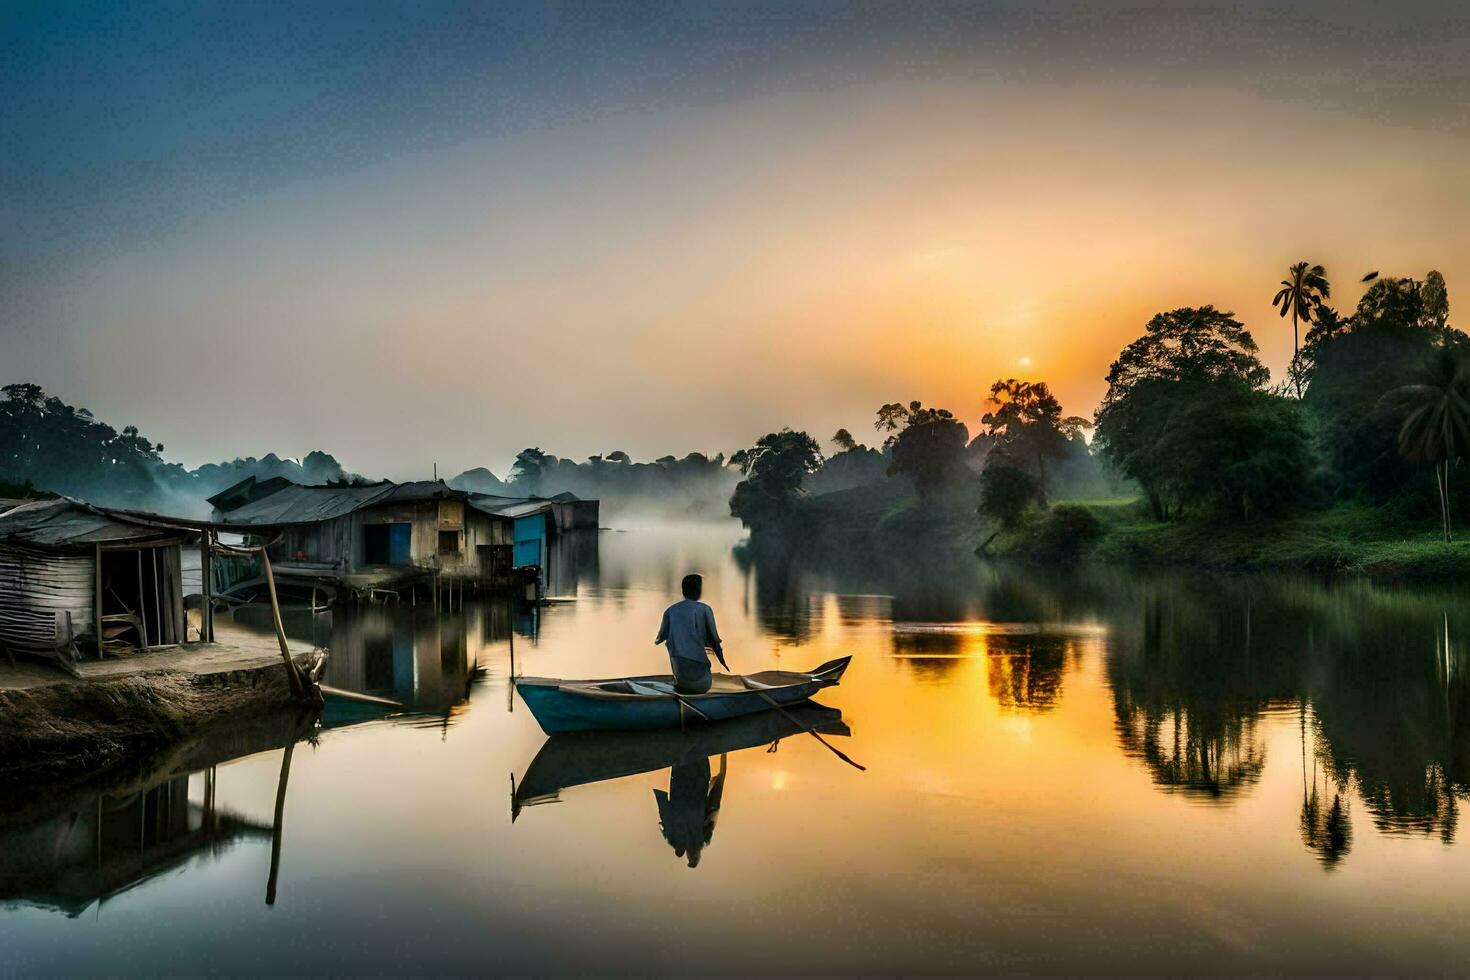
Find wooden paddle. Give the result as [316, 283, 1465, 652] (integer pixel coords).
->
[665, 688, 710, 731]
[742, 681, 866, 772]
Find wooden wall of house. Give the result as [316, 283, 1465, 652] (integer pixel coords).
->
[266, 499, 514, 578]
[0, 544, 93, 652]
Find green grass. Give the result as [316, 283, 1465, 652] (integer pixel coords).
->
[1052, 497, 1470, 580]
[788, 480, 1470, 581]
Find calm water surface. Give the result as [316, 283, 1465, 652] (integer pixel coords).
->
[6, 520, 1470, 973]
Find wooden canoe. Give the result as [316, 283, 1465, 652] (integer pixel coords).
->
[514, 656, 851, 734]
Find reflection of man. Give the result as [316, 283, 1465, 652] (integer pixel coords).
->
[654, 573, 726, 694]
[654, 752, 727, 868]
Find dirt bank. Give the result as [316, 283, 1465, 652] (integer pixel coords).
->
[0, 664, 298, 784]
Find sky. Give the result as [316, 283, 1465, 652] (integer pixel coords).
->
[4, 0, 1470, 479]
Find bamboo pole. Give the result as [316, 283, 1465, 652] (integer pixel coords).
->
[260, 550, 305, 700]
[266, 738, 295, 906]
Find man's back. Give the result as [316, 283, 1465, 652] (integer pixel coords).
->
[657, 598, 723, 666]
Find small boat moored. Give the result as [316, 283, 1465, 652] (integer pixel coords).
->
[514, 656, 851, 734]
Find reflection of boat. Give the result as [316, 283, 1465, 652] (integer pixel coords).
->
[514, 656, 850, 734]
[513, 702, 849, 815]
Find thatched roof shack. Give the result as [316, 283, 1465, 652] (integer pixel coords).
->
[0, 498, 201, 667]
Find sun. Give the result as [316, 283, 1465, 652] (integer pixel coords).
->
[1018, 356, 1033, 368]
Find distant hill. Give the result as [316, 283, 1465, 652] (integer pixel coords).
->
[0, 382, 740, 520]
[0, 383, 372, 517]
[447, 467, 511, 495]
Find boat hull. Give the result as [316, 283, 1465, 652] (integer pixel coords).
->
[514, 657, 850, 734]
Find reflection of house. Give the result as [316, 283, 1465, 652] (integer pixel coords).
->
[0, 769, 272, 917]
[318, 601, 511, 718]
[0, 498, 200, 668]
[205, 477, 597, 598]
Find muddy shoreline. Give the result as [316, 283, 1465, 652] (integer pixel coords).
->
[0, 664, 301, 787]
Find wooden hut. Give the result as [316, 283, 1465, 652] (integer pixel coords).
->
[208, 479, 523, 595]
[0, 498, 199, 670]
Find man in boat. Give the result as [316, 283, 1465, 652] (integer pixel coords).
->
[654, 573, 726, 694]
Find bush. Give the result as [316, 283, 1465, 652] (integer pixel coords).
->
[1030, 505, 1103, 561]
[979, 463, 1040, 528]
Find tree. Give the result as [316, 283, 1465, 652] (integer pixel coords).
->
[830, 428, 858, 454]
[874, 401, 969, 498]
[1, 383, 44, 408]
[1305, 273, 1462, 501]
[728, 429, 822, 527]
[1386, 348, 1470, 542]
[1094, 307, 1272, 518]
[1272, 262, 1331, 395]
[978, 463, 1040, 528]
[979, 378, 1087, 503]
[510, 447, 551, 493]
[1152, 385, 1317, 519]
[1424, 270, 1450, 331]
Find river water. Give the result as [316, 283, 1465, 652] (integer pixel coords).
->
[5, 519, 1470, 973]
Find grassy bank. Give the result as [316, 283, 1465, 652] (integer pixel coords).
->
[764, 478, 1470, 581]
[995, 497, 1470, 580]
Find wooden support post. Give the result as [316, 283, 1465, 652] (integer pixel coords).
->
[151, 548, 163, 646]
[94, 544, 103, 659]
[260, 549, 306, 700]
[201, 533, 214, 643]
[137, 549, 149, 650]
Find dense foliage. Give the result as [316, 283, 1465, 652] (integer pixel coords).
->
[1093, 307, 1288, 519]
[978, 463, 1040, 528]
[728, 429, 823, 527]
[875, 401, 970, 498]
[979, 379, 1088, 503]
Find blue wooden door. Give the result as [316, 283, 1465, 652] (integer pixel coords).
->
[388, 523, 412, 565]
[513, 515, 547, 569]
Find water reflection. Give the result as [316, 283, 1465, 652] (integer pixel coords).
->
[13, 523, 1470, 973]
[655, 753, 725, 868]
[0, 711, 316, 915]
[738, 539, 1470, 866]
[513, 703, 850, 869]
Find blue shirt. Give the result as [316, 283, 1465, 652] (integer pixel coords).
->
[656, 599, 725, 666]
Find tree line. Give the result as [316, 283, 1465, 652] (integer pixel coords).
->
[729, 263, 1465, 544]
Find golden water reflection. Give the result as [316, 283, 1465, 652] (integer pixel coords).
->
[7, 524, 1470, 973]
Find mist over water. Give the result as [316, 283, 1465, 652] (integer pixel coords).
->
[5, 519, 1470, 973]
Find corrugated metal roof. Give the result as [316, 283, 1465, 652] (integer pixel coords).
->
[467, 494, 556, 519]
[214, 483, 396, 526]
[379, 481, 461, 503]
[212, 480, 562, 527]
[0, 498, 193, 549]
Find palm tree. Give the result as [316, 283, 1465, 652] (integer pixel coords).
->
[1272, 262, 1331, 395]
[1391, 348, 1470, 543]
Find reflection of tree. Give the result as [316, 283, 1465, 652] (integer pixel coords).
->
[733, 539, 816, 642]
[1300, 705, 1353, 868]
[1105, 587, 1297, 801]
[1114, 703, 1265, 798]
[890, 631, 968, 681]
[1309, 612, 1470, 842]
[985, 635, 1066, 712]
